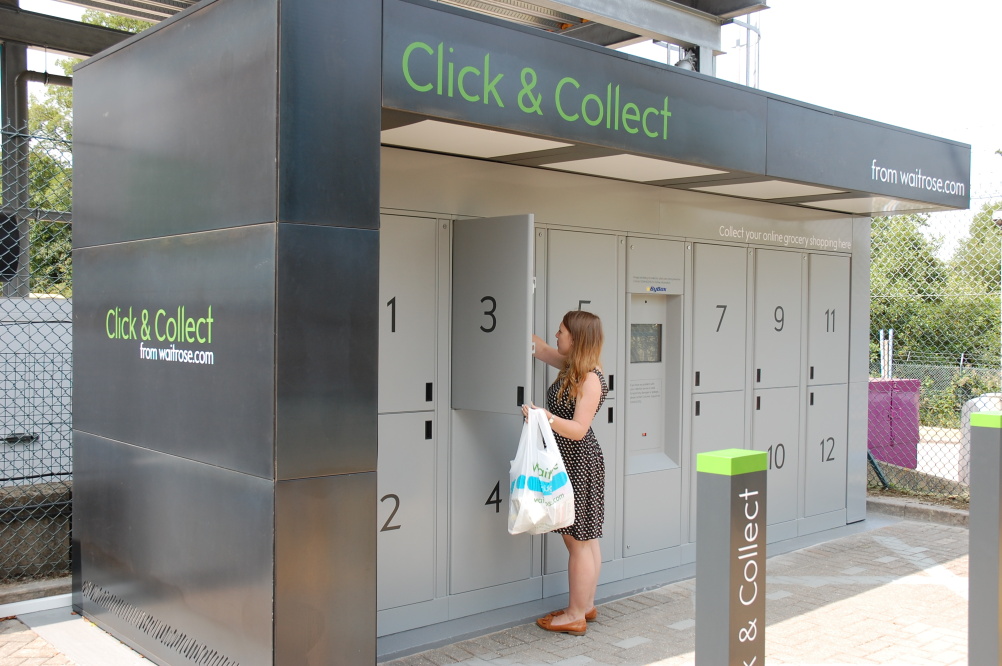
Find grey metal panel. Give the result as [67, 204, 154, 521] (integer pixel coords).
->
[766, 98, 970, 210]
[73, 225, 276, 478]
[530, 0, 723, 47]
[692, 244, 747, 394]
[73, 0, 279, 248]
[969, 424, 1002, 666]
[750, 386, 799, 525]
[752, 249, 802, 389]
[845, 380, 868, 523]
[275, 473, 377, 666]
[688, 391, 744, 541]
[627, 237, 685, 295]
[848, 217, 872, 386]
[804, 383, 848, 517]
[846, 217, 871, 523]
[547, 230, 620, 397]
[74, 432, 274, 666]
[379, 215, 439, 414]
[449, 410, 533, 594]
[622, 467, 681, 556]
[275, 224, 379, 480]
[452, 215, 534, 415]
[383, 0, 767, 174]
[277, 0, 380, 227]
[377, 412, 437, 610]
[807, 254, 850, 386]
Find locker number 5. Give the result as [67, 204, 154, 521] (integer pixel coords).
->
[480, 296, 497, 333]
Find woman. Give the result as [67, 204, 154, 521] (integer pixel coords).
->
[522, 310, 608, 636]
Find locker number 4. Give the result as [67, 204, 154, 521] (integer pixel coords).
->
[486, 481, 503, 513]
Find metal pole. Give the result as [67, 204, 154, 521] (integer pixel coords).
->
[1, 33, 31, 298]
[969, 411, 1002, 664]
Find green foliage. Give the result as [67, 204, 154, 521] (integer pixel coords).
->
[919, 370, 1001, 428]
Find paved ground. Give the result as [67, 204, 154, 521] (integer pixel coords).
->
[0, 517, 970, 666]
[383, 519, 969, 666]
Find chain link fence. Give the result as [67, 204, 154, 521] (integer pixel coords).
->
[868, 182, 1002, 502]
[1, 123, 73, 582]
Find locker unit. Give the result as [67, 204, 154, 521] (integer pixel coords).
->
[750, 387, 800, 526]
[692, 244, 747, 394]
[377, 412, 437, 610]
[452, 215, 534, 415]
[449, 410, 533, 595]
[379, 214, 439, 413]
[753, 249, 803, 390]
[804, 383, 849, 516]
[688, 390, 746, 541]
[544, 231, 620, 400]
[807, 254, 851, 386]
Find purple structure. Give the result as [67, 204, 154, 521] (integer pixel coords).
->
[868, 379, 920, 469]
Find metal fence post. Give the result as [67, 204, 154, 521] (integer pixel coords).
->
[968, 410, 1002, 665]
[695, 448, 767, 666]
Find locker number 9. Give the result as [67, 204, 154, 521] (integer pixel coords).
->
[774, 306, 784, 332]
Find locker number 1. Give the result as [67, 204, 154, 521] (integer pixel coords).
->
[386, 297, 396, 332]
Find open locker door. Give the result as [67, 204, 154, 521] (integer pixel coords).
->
[452, 214, 534, 415]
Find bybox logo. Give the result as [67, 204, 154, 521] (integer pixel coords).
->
[645, 286, 667, 293]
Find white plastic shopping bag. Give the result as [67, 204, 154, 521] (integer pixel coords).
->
[508, 407, 575, 535]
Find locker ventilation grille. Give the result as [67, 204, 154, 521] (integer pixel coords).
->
[82, 581, 240, 666]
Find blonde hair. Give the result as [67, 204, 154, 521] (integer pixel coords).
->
[556, 310, 604, 403]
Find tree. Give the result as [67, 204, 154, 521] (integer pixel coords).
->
[17, 12, 152, 296]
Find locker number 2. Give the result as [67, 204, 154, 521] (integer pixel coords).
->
[380, 493, 402, 531]
[480, 296, 497, 333]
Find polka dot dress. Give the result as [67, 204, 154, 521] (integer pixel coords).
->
[547, 369, 608, 542]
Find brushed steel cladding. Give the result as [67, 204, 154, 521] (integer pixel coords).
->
[73, 224, 276, 478]
[278, 0, 381, 227]
[74, 432, 274, 666]
[73, 0, 279, 248]
[275, 224, 379, 479]
[275, 473, 377, 665]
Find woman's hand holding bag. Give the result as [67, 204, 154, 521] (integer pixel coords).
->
[508, 407, 575, 535]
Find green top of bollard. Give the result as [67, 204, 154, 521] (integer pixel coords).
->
[696, 449, 768, 476]
[971, 411, 1002, 429]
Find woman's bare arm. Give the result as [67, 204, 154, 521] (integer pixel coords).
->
[532, 333, 566, 369]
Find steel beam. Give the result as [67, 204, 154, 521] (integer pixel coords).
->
[530, 0, 722, 49]
[0, 6, 132, 57]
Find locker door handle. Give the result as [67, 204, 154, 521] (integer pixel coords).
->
[607, 407, 614, 424]
[810, 392, 814, 406]
[756, 369, 761, 383]
[810, 366, 815, 380]
[695, 371, 701, 387]
[517, 386, 525, 406]
[426, 383, 433, 402]
[608, 375, 614, 391]
[756, 396, 761, 411]
[425, 420, 433, 439]
[695, 401, 701, 416]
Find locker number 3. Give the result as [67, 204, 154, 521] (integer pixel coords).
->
[480, 296, 497, 333]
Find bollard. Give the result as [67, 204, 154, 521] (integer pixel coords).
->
[968, 411, 1002, 665]
[695, 449, 767, 666]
